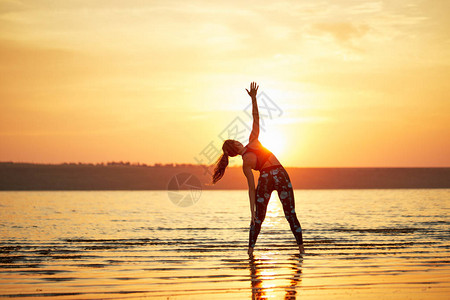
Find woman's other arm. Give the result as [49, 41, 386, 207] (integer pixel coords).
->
[243, 160, 256, 223]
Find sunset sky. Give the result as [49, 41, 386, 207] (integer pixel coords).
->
[0, 0, 449, 167]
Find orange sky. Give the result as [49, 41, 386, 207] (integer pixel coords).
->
[0, 0, 449, 167]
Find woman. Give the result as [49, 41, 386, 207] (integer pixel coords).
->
[212, 82, 305, 257]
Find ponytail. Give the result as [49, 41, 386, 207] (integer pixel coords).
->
[211, 139, 240, 184]
[211, 152, 229, 184]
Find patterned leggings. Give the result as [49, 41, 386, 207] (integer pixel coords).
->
[249, 165, 303, 248]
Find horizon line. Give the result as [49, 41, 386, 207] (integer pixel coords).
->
[1, 161, 449, 169]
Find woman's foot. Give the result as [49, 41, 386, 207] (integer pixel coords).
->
[299, 244, 305, 254]
[248, 246, 254, 257]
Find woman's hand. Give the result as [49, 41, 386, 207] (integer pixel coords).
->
[246, 82, 259, 98]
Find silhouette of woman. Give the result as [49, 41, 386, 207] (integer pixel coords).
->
[212, 82, 304, 257]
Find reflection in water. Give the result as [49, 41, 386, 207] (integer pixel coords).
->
[249, 255, 303, 299]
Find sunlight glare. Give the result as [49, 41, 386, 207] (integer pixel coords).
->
[259, 129, 285, 158]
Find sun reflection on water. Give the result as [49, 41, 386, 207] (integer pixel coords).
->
[249, 255, 303, 299]
[262, 194, 283, 229]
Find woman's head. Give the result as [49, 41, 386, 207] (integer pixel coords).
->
[211, 140, 244, 184]
[222, 139, 244, 157]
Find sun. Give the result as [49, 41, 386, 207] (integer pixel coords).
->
[259, 129, 285, 157]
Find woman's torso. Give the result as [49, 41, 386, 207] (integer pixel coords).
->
[243, 139, 281, 171]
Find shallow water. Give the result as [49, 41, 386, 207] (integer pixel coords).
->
[0, 189, 449, 299]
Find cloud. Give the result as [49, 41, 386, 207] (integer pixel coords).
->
[311, 22, 370, 47]
[0, 38, 95, 94]
[0, 0, 27, 15]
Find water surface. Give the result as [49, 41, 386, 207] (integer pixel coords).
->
[0, 189, 449, 299]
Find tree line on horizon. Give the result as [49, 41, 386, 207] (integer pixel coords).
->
[0, 162, 449, 190]
[0, 161, 211, 168]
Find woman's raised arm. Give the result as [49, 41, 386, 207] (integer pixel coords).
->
[246, 82, 259, 142]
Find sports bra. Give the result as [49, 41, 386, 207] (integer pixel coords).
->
[243, 140, 273, 171]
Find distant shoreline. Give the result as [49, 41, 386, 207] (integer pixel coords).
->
[0, 162, 449, 190]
